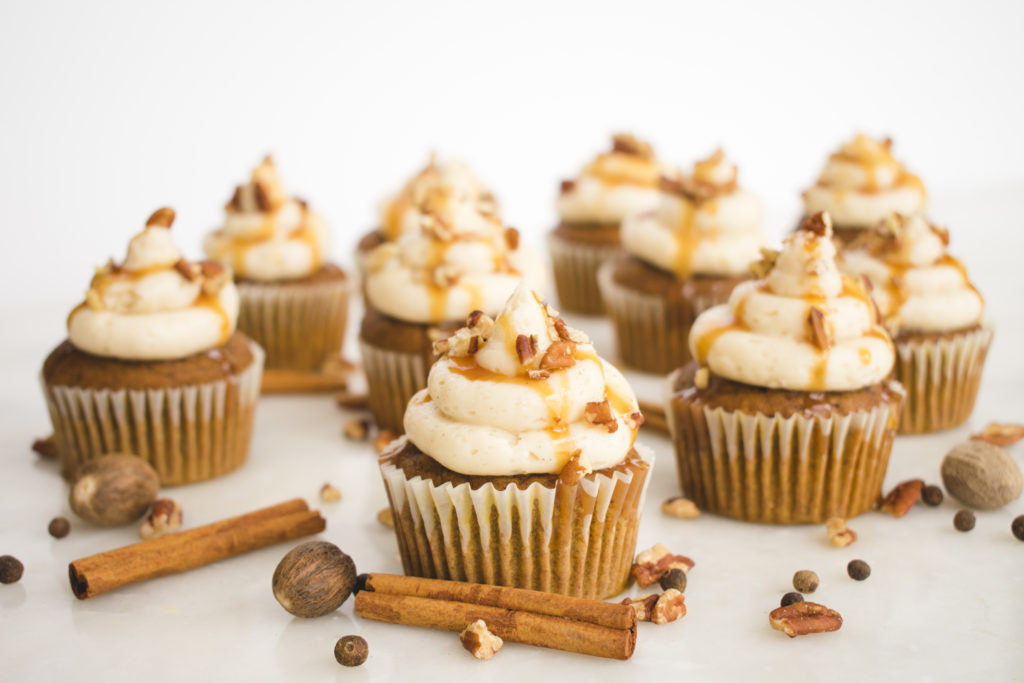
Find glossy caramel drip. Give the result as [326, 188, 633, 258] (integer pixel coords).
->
[672, 199, 698, 278]
[858, 347, 872, 366]
[196, 292, 231, 344]
[693, 321, 740, 365]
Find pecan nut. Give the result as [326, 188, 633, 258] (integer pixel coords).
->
[631, 543, 695, 588]
[460, 619, 503, 660]
[879, 478, 924, 517]
[825, 517, 857, 548]
[651, 589, 687, 625]
[971, 422, 1024, 447]
[769, 601, 842, 638]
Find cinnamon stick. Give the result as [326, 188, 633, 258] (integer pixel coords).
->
[261, 368, 350, 394]
[355, 573, 637, 660]
[69, 498, 325, 599]
[637, 399, 669, 435]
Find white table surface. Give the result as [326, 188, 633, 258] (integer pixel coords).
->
[2, 191, 1023, 682]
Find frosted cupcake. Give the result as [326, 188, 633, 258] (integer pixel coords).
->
[204, 156, 350, 371]
[802, 134, 926, 245]
[666, 212, 903, 523]
[550, 133, 679, 314]
[599, 150, 765, 373]
[42, 209, 264, 485]
[841, 213, 991, 433]
[360, 186, 543, 432]
[379, 283, 651, 598]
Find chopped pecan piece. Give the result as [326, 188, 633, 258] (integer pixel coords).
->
[320, 483, 341, 503]
[584, 399, 618, 433]
[515, 334, 537, 364]
[460, 620, 503, 660]
[970, 422, 1024, 447]
[559, 179, 576, 194]
[879, 478, 924, 517]
[621, 594, 659, 622]
[539, 341, 575, 370]
[825, 517, 857, 548]
[661, 497, 701, 519]
[174, 259, 200, 282]
[631, 543, 694, 588]
[32, 436, 58, 459]
[769, 602, 843, 638]
[651, 589, 687, 625]
[527, 370, 550, 380]
[611, 133, 653, 158]
[557, 450, 589, 486]
[806, 306, 834, 350]
[623, 411, 645, 430]
[504, 227, 520, 251]
[800, 211, 831, 237]
[146, 207, 176, 228]
[139, 498, 183, 540]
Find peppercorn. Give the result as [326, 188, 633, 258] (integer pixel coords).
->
[48, 517, 71, 539]
[1011, 515, 1024, 542]
[334, 635, 368, 667]
[659, 568, 687, 593]
[953, 509, 976, 532]
[921, 485, 944, 507]
[780, 591, 804, 607]
[847, 559, 871, 581]
[0, 555, 24, 584]
[792, 569, 819, 594]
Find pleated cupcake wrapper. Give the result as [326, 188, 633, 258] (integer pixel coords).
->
[359, 340, 430, 433]
[547, 232, 620, 315]
[894, 325, 993, 434]
[666, 376, 902, 524]
[42, 342, 265, 486]
[380, 444, 653, 599]
[598, 262, 722, 374]
[237, 277, 351, 371]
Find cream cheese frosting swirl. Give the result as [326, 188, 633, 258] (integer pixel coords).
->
[803, 134, 926, 229]
[621, 149, 764, 278]
[378, 156, 499, 242]
[204, 156, 327, 281]
[68, 208, 239, 361]
[404, 283, 644, 476]
[689, 212, 895, 392]
[557, 133, 680, 224]
[364, 185, 543, 323]
[840, 213, 984, 335]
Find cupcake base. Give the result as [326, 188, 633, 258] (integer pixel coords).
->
[379, 438, 652, 599]
[599, 255, 748, 374]
[41, 332, 264, 485]
[548, 222, 621, 315]
[237, 263, 351, 372]
[666, 363, 903, 524]
[894, 325, 993, 434]
[359, 309, 459, 433]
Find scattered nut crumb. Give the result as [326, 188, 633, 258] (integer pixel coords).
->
[769, 601, 842, 637]
[620, 593, 659, 621]
[792, 569, 819, 594]
[661, 497, 701, 519]
[48, 517, 70, 539]
[780, 592, 804, 607]
[847, 559, 871, 581]
[334, 635, 368, 667]
[970, 422, 1024, 447]
[921, 484, 944, 507]
[320, 483, 341, 503]
[343, 417, 371, 441]
[460, 619, 503, 660]
[825, 517, 857, 548]
[631, 543, 695, 588]
[651, 589, 687, 625]
[377, 507, 394, 528]
[139, 499, 183, 540]
[879, 478, 924, 517]
[373, 430, 398, 454]
[953, 509, 975, 532]
[32, 436, 57, 459]
[0, 555, 24, 584]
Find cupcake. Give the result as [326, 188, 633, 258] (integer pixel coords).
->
[802, 134, 926, 244]
[666, 212, 903, 523]
[599, 149, 765, 373]
[360, 186, 544, 432]
[841, 213, 991, 433]
[42, 208, 264, 485]
[356, 156, 498, 278]
[379, 283, 652, 598]
[550, 133, 679, 314]
[204, 156, 350, 371]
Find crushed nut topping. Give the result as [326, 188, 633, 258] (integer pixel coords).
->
[559, 179, 576, 194]
[174, 259, 200, 282]
[611, 133, 654, 159]
[539, 340, 576, 370]
[584, 400, 618, 433]
[460, 620, 503, 660]
[621, 594, 659, 621]
[515, 334, 538, 364]
[504, 227, 519, 251]
[806, 306, 834, 350]
[527, 370, 550, 380]
[146, 207, 176, 228]
[557, 450, 589, 485]
[801, 211, 832, 237]
[623, 412, 645, 430]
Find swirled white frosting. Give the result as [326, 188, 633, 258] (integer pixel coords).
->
[803, 134, 926, 229]
[379, 157, 498, 241]
[840, 214, 984, 334]
[69, 210, 239, 361]
[204, 156, 327, 281]
[365, 186, 543, 324]
[621, 150, 765, 277]
[404, 284, 642, 475]
[689, 213, 895, 391]
[557, 134, 678, 224]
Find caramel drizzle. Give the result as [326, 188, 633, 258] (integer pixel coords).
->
[830, 144, 923, 196]
[877, 254, 982, 320]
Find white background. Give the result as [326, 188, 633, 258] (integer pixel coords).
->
[2, 1, 1023, 681]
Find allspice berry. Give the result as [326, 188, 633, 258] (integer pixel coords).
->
[48, 517, 71, 539]
[1011, 515, 1024, 542]
[792, 569, 819, 594]
[334, 635, 368, 667]
[272, 541, 356, 618]
[953, 509, 976, 532]
[847, 559, 871, 581]
[780, 592, 804, 607]
[659, 568, 687, 593]
[0, 555, 24, 584]
[69, 454, 160, 526]
[921, 485, 944, 507]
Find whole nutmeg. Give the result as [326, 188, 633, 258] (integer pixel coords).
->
[70, 455, 160, 526]
[940, 441, 1022, 510]
[272, 541, 356, 618]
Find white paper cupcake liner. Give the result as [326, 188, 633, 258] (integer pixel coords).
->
[548, 231, 620, 315]
[237, 276, 351, 371]
[380, 441, 653, 599]
[43, 342, 264, 486]
[894, 325, 993, 434]
[667, 374, 902, 523]
[598, 262, 722, 374]
[359, 340, 430, 433]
